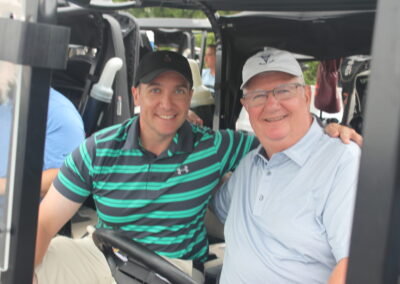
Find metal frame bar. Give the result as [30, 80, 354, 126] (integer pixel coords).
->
[196, 2, 223, 130]
[1, 0, 69, 282]
[346, 0, 400, 282]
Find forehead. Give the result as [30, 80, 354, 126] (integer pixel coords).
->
[206, 47, 216, 54]
[145, 71, 190, 87]
[246, 71, 300, 90]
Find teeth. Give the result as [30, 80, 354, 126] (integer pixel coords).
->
[159, 115, 175, 119]
[265, 115, 285, 122]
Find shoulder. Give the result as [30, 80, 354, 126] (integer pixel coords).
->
[48, 88, 76, 111]
[316, 134, 361, 167]
[202, 68, 210, 76]
[190, 124, 216, 143]
[324, 135, 361, 157]
[93, 116, 137, 146]
[47, 88, 82, 125]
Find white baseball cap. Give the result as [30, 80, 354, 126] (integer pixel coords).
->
[240, 48, 303, 89]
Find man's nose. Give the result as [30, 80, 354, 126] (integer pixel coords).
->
[160, 93, 174, 108]
[263, 93, 280, 108]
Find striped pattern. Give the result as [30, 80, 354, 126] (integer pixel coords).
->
[54, 116, 258, 262]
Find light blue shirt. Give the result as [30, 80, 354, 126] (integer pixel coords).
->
[44, 88, 85, 170]
[0, 88, 84, 220]
[212, 119, 360, 284]
[0, 101, 13, 177]
[0, 88, 85, 176]
[202, 68, 215, 97]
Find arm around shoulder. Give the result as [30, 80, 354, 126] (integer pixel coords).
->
[324, 123, 363, 147]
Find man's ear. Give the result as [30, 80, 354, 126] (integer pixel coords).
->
[304, 85, 312, 105]
[132, 86, 140, 106]
[240, 98, 248, 111]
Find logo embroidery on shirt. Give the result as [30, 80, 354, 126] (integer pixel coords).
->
[176, 165, 189, 175]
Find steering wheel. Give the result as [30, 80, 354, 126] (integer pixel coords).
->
[93, 228, 199, 284]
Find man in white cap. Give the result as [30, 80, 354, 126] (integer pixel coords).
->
[212, 48, 360, 284]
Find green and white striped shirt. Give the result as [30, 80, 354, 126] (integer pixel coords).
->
[54, 116, 258, 262]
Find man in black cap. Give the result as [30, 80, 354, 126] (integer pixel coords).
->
[33, 51, 360, 284]
[33, 50, 258, 284]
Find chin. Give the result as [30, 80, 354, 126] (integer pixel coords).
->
[158, 125, 180, 136]
[258, 126, 288, 140]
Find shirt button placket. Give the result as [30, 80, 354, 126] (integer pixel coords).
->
[254, 169, 271, 215]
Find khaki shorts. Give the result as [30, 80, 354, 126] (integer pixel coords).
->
[35, 236, 116, 284]
[35, 235, 204, 284]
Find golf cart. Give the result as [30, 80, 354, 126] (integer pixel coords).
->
[2, 0, 400, 283]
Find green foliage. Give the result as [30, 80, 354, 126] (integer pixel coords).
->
[302, 61, 319, 85]
[127, 7, 206, 18]
[117, 3, 237, 19]
[194, 33, 215, 47]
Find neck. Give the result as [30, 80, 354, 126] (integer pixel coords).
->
[140, 134, 172, 156]
[210, 67, 216, 76]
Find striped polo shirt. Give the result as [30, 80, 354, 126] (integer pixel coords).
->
[54, 116, 258, 262]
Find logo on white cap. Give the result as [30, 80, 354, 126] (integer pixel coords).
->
[240, 48, 303, 89]
[260, 54, 272, 65]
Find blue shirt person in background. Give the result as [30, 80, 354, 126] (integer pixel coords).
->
[212, 48, 360, 284]
[0, 88, 85, 197]
[201, 45, 216, 97]
[40, 88, 85, 197]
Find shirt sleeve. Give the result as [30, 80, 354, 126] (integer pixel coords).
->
[53, 136, 96, 203]
[211, 150, 254, 223]
[211, 175, 233, 223]
[323, 144, 361, 262]
[215, 129, 258, 175]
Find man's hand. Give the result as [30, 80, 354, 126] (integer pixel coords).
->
[0, 178, 6, 195]
[187, 110, 203, 126]
[325, 123, 363, 147]
[328, 258, 348, 284]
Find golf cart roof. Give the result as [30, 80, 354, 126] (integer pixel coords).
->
[219, 10, 375, 60]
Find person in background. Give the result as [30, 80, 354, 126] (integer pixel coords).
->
[0, 87, 85, 197]
[201, 44, 216, 97]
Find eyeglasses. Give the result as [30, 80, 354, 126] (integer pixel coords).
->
[242, 83, 305, 107]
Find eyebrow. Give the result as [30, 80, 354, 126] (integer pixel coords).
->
[147, 82, 189, 89]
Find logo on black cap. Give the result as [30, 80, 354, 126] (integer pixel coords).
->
[163, 54, 172, 63]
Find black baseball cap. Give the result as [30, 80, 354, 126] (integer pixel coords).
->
[134, 51, 193, 87]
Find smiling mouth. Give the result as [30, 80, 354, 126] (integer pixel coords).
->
[264, 115, 287, 122]
[158, 114, 176, 120]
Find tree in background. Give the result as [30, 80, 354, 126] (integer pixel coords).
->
[303, 61, 319, 86]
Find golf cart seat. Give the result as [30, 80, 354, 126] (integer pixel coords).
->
[187, 59, 215, 128]
[53, 9, 137, 137]
[340, 55, 370, 134]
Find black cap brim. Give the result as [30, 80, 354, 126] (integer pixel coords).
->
[139, 68, 175, 85]
[136, 68, 193, 87]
